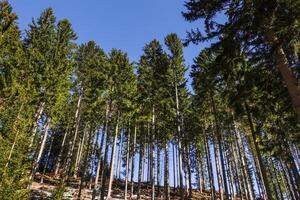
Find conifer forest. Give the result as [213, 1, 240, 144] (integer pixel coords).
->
[1, 0, 300, 199]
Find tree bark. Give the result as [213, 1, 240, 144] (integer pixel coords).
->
[137, 130, 145, 200]
[54, 126, 69, 176]
[29, 101, 45, 149]
[244, 103, 273, 200]
[78, 127, 93, 199]
[106, 116, 120, 200]
[30, 118, 51, 181]
[40, 133, 55, 184]
[264, 26, 300, 120]
[164, 143, 170, 200]
[130, 124, 137, 198]
[124, 123, 131, 200]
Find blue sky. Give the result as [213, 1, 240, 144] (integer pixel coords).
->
[9, 0, 210, 90]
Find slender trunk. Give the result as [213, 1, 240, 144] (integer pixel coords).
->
[137, 131, 144, 200]
[164, 143, 170, 200]
[30, 118, 51, 180]
[29, 101, 45, 149]
[74, 127, 87, 178]
[213, 140, 223, 199]
[40, 134, 55, 184]
[116, 131, 123, 179]
[264, 25, 300, 120]
[54, 126, 69, 176]
[186, 146, 192, 198]
[172, 142, 177, 192]
[78, 127, 93, 199]
[64, 92, 82, 179]
[157, 145, 161, 198]
[210, 93, 228, 199]
[234, 121, 255, 200]
[99, 127, 111, 200]
[204, 133, 215, 200]
[150, 107, 155, 200]
[269, 159, 284, 200]
[278, 159, 296, 200]
[244, 103, 273, 200]
[124, 124, 131, 200]
[178, 140, 185, 200]
[230, 132, 242, 200]
[4, 103, 24, 171]
[106, 117, 120, 200]
[89, 130, 100, 189]
[130, 124, 137, 198]
[92, 106, 110, 199]
[280, 159, 298, 200]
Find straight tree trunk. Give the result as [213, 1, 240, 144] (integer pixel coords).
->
[157, 145, 161, 198]
[40, 133, 55, 184]
[204, 132, 215, 200]
[106, 116, 120, 200]
[130, 124, 137, 198]
[186, 146, 193, 198]
[78, 127, 93, 199]
[54, 126, 69, 176]
[164, 143, 170, 200]
[172, 142, 177, 192]
[64, 92, 82, 179]
[30, 118, 51, 181]
[229, 131, 243, 200]
[4, 103, 24, 171]
[137, 132, 145, 200]
[29, 101, 45, 149]
[264, 25, 300, 120]
[116, 131, 123, 179]
[74, 128, 87, 178]
[213, 140, 223, 200]
[93, 104, 110, 200]
[150, 108, 155, 200]
[239, 135, 255, 200]
[244, 103, 273, 200]
[124, 124, 131, 200]
[210, 93, 228, 199]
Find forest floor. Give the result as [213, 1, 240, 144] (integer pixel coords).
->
[30, 173, 237, 200]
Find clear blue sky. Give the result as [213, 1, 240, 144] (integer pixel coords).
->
[9, 0, 211, 90]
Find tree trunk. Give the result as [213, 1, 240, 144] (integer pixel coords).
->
[239, 134, 255, 200]
[150, 107, 155, 200]
[264, 26, 300, 120]
[78, 127, 93, 199]
[106, 116, 120, 200]
[172, 142, 177, 192]
[40, 133, 55, 184]
[130, 124, 137, 198]
[116, 131, 123, 179]
[74, 128, 87, 178]
[93, 104, 110, 200]
[137, 131, 144, 200]
[204, 131, 215, 200]
[244, 103, 273, 200]
[54, 126, 69, 176]
[124, 123, 131, 200]
[4, 103, 24, 171]
[164, 143, 170, 200]
[64, 91, 82, 179]
[157, 145, 161, 198]
[186, 146, 192, 199]
[29, 101, 45, 149]
[30, 118, 51, 181]
[213, 139, 223, 200]
[210, 93, 228, 199]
